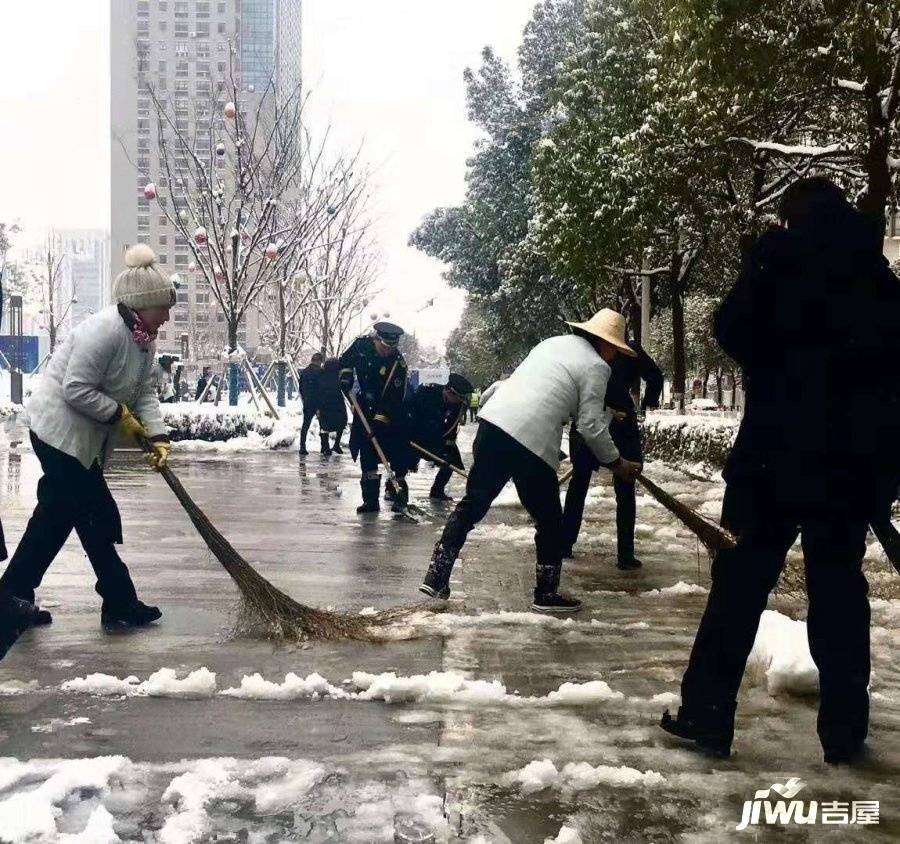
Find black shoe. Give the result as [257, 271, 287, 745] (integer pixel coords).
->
[384, 487, 395, 501]
[531, 592, 582, 613]
[824, 742, 866, 765]
[429, 490, 454, 502]
[357, 501, 380, 514]
[418, 582, 450, 600]
[299, 448, 309, 456]
[617, 557, 643, 570]
[660, 708, 732, 758]
[561, 547, 574, 560]
[332, 443, 344, 455]
[101, 600, 162, 628]
[321, 447, 332, 457]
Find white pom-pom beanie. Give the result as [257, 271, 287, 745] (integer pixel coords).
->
[113, 244, 177, 310]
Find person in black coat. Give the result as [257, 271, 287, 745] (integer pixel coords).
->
[298, 352, 324, 456]
[317, 357, 348, 456]
[194, 368, 210, 402]
[661, 178, 900, 764]
[404, 373, 473, 501]
[338, 323, 410, 513]
[562, 339, 662, 568]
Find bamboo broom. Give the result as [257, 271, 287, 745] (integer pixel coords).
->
[136, 436, 412, 640]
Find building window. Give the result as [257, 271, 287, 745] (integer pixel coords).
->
[175, 22, 189, 37]
[158, 60, 167, 74]
[158, 41, 167, 52]
[175, 40, 189, 55]
[195, 292, 210, 304]
[195, 22, 210, 38]
[158, 20, 168, 32]
[197, 1, 210, 16]
[159, 235, 168, 246]
[158, 254, 168, 265]
[159, 216, 168, 227]
[218, 2, 226, 13]
[174, 2, 188, 18]
[176, 60, 189, 78]
[137, 118, 150, 133]
[196, 41, 210, 58]
[137, 216, 150, 231]
[197, 61, 210, 78]
[137, 1, 149, 17]
[158, 0, 168, 9]
[174, 254, 188, 267]
[218, 41, 227, 52]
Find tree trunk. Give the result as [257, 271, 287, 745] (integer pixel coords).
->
[701, 368, 709, 399]
[276, 361, 287, 407]
[715, 367, 723, 406]
[228, 321, 239, 407]
[670, 288, 686, 410]
[859, 75, 892, 233]
[729, 368, 737, 410]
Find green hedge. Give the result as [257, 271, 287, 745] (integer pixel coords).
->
[639, 416, 738, 473]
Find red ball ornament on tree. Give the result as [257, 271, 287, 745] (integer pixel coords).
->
[224, 101, 237, 119]
[144, 182, 157, 200]
[194, 226, 208, 246]
[214, 265, 225, 282]
[265, 242, 279, 261]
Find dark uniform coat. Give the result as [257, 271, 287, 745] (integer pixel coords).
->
[338, 336, 408, 462]
[299, 364, 323, 410]
[404, 384, 467, 468]
[317, 367, 348, 433]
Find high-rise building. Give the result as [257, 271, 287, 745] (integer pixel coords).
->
[110, 0, 302, 362]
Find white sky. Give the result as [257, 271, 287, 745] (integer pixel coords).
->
[0, 0, 539, 348]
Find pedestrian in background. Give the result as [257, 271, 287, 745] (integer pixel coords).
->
[298, 352, 323, 456]
[317, 357, 348, 456]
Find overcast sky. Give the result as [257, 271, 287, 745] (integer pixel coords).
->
[0, 0, 540, 347]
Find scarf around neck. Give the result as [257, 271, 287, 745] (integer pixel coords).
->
[118, 303, 156, 347]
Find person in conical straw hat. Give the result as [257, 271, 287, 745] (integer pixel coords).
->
[420, 307, 643, 613]
[0, 244, 175, 630]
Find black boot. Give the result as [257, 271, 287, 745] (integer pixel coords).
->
[617, 556, 643, 570]
[332, 441, 344, 455]
[429, 486, 454, 502]
[101, 599, 162, 628]
[0, 592, 52, 660]
[320, 434, 332, 456]
[390, 478, 410, 513]
[357, 473, 381, 514]
[532, 563, 582, 613]
[659, 705, 733, 758]
[419, 541, 458, 599]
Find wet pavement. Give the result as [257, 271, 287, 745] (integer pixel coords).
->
[0, 425, 898, 842]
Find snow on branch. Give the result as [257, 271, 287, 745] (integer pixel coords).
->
[726, 138, 853, 158]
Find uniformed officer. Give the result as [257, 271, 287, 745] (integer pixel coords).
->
[405, 373, 473, 501]
[338, 322, 410, 513]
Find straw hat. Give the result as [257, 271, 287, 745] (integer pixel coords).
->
[567, 308, 637, 357]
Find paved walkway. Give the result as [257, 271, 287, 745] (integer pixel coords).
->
[0, 429, 897, 842]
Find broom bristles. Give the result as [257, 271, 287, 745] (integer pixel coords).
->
[637, 474, 736, 557]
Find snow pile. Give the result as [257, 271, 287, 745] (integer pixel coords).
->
[641, 415, 737, 473]
[544, 680, 624, 705]
[471, 523, 534, 544]
[0, 679, 39, 695]
[545, 826, 583, 844]
[61, 667, 216, 699]
[160, 759, 242, 844]
[58, 805, 120, 843]
[504, 758, 664, 795]
[252, 760, 328, 814]
[31, 716, 91, 734]
[221, 672, 349, 701]
[352, 670, 511, 706]
[872, 598, 900, 629]
[0, 756, 130, 840]
[347, 786, 449, 843]
[640, 581, 708, 597]
[747, 610, 818, 696]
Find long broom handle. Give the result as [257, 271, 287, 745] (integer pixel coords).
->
[347, 391, 404, 495]
[410, 441, 468, 478]
[558, 466, 574, 486]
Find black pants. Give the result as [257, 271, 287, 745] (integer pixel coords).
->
[562, 418, 641, 560]
[431, 442, 464, 495]
[358, 431, 408, 505]
[300, 403, 319, 449]
[0, 433, 138, 607]
[680, 500, 870, 754]
[439, 421, 565, 592]
[0, 516, 6, 562]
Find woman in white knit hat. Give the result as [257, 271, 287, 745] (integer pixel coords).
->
[0, 244, 175, 628]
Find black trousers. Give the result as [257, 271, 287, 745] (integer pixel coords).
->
[300, 403, 319, 449]
[562, 418, 641, 560]
[0, 432, 138, 607]
[680, 499, 870, 753]
[431, 442, 464, 495]
[439, 421, 565, 591]
[358, 429, 408, 504]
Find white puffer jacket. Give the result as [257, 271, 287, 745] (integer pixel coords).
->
[26, 306, 166, 468]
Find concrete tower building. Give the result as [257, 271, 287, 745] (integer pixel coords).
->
[110, 0, 302, 361]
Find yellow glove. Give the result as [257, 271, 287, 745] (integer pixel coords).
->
[145, 440, 171, 471]
[118, 406, 148, 441]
